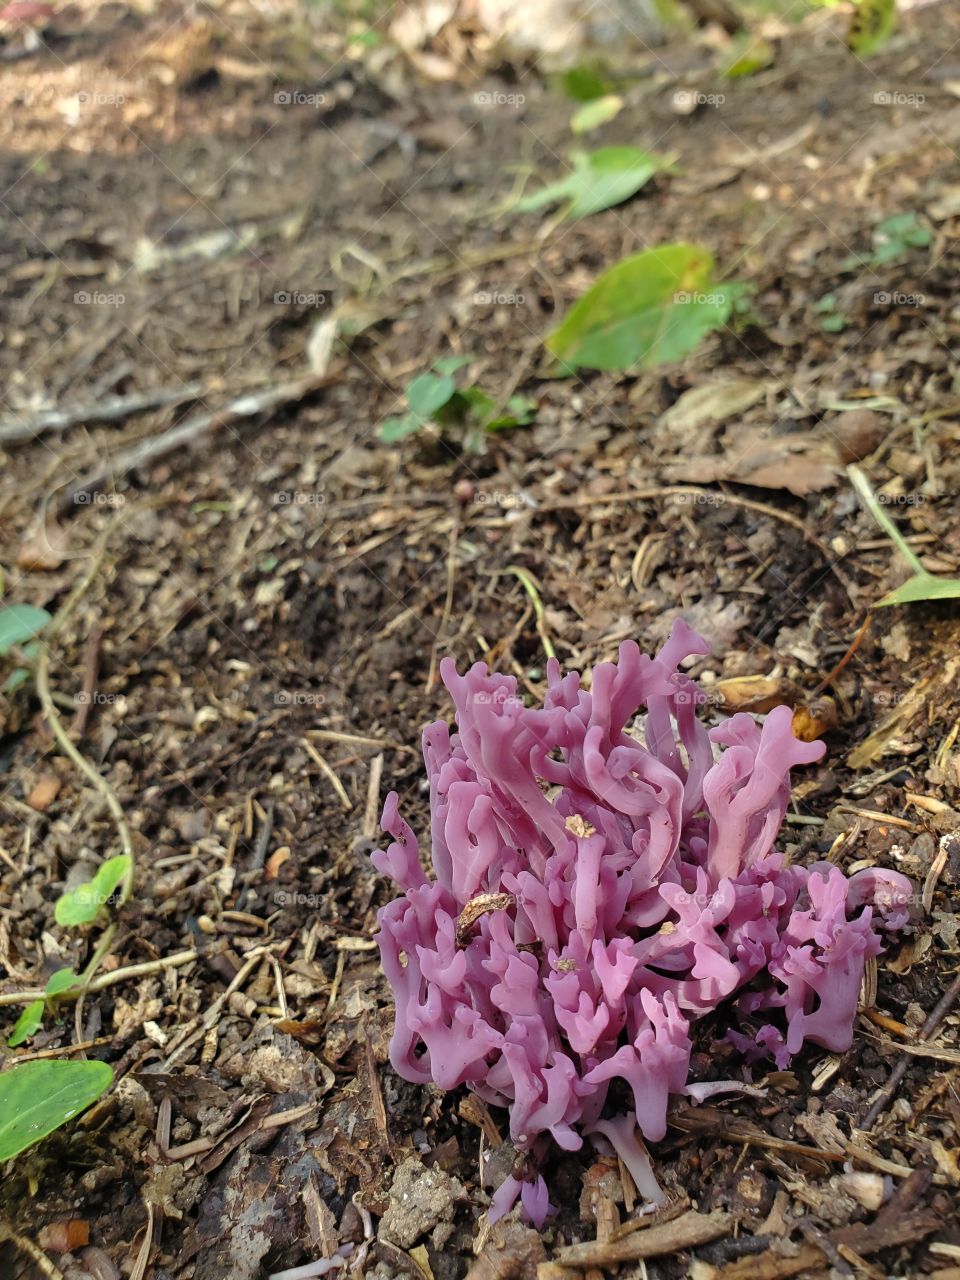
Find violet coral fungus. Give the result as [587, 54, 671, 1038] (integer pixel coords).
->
[372, 621, 911, 1225]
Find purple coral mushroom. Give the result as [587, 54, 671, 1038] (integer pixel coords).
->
[372, 621, 911, 1225]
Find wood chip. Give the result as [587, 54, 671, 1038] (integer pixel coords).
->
[555, 1210, 732, 1267]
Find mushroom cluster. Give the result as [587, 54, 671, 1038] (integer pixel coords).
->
[373, 621, 911, 1223]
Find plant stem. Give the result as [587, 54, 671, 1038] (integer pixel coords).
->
[847, 465, 927, 576]
[35, 643, 136, 905]
[505, 565, 556, 660]
[0, 949, 199, 1007]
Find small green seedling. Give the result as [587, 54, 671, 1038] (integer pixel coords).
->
[7, 969, 80, 1048]
[816, 292, 846, 333]
[848, 465, 960, 606]
[515, 147, 676, 220]
[379, 358, 536, 449]
[0, 1059, 112, 1162]
[843, 213, 931, 271]
[55, 854, 133, 928]
[0, 602, 51, 693]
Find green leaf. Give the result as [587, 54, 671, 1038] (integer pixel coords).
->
[45, 968, 80, 998]
[432, 356, 472, 376]
[485, 395, 538, 432]
[876, 214, 930, 247]
[8, 1000, 44, 1048]
[516, 147, 674, 220]
[0, 1060, 112, 1161]
[847, 0, 896, 55]
[546, 243, 740, 372]
[406, 373, 456, 421]
[570, 94, 624, 134]
[877, 573, 960, 607]
[722, 34, 776, 78]
[560, 66, 614, 101]
[0, 605, 51, 657]
[847, 465, 960, 606]
[3, 643, 39, 694]
[379, 414, 423, 443]
[820, 313, 846, 332]
[55, 855, 131, 927]
[459, 385, 496, 419]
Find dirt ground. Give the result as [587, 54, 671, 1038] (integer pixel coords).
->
[2, 0, 960, 1275]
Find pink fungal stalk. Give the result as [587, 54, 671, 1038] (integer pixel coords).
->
[372, 621, 911, 1226]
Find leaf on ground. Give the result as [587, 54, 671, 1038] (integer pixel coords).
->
[0, 1060, 112, 1161]
[8, 1000, 45, 1048]
[660, 377, 769, 433]
[571, 94, 623, 134]
[379, 414, 422, 443]
[665, 427, 839, 496]
[406, 372, 457, 420]
[55, 854, 132, 927]
[722, 34, 776, 78]
[878, 573, 960, 607]
[0, 603, 51, 656]
[46, 968, 80, 997]
[547, 243, 742, 371]
[516, 147, 674, 220]
[561, 65, 615, 101]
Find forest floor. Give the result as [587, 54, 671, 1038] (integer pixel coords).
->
[2, 0, 960, 1276]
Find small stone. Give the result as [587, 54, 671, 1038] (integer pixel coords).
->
[379, 1157, 467, 1250]
[27, 773, 62, 812]
[829, 409, 885, 464]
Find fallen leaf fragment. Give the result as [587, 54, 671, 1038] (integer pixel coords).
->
[713, 675, 802, 714]
[660, 378, 769, 434]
